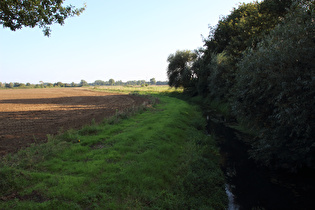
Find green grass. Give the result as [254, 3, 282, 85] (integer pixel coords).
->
[0, 89, 227, 209]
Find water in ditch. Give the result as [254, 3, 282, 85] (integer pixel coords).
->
[206, 116, 314, 210]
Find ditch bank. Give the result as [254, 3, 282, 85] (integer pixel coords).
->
[206, 113, 314, 210]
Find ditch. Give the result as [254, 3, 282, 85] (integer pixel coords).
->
[206, 114, 314, 210]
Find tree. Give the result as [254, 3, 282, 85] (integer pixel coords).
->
[94, 80, 106, 86]
[115, 80, 123, 86]
[167, 50, 197, 88]
[150, 78, 156, 85]
[204, 0, 292, 61]
[55, 81, 64, 87]
[0, 0, 86, 36]
[14, 82, 21, 87]
[108, 79, 115, 86]
[191, 0, 293, 98]
[6, 82, 14, 88]
[80, 80, 88, 87]
[233, 0, 315, 169]
[39, 81, 44, 88]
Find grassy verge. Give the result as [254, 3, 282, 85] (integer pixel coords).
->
[0, 90, 227, 209]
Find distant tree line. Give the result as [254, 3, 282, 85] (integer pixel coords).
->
[92, 78, 167, 86]
[0, 78, 168, 89]
[167, 0, 315, 170]
[0, 81, 81, 88]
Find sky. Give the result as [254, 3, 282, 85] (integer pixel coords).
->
[0, 0, 256, 84]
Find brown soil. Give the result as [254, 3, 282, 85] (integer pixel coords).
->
[0, 88, 148, 156]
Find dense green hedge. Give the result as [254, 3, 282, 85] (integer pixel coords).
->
[167, 0, 315, 170]
[233, 2, 315, 169]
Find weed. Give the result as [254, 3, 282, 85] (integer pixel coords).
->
[57, 129, 79, 142]
[0, 167, 17, 196]
[78, 125, 101, 136]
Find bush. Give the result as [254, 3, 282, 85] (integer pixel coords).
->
[233, 0, 315, 169]
[207, 52, 234, 101]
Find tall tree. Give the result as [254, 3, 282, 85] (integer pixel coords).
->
[80, 79, 88, 87]
[193, 0, 293, 98]
[7, 82, 14, 88]
[167, 50, 197, 89]
[204, 0, 292, 61]
[108, 79, 115, 86]
[150, 78, 156, 85]
[233, 0, 315, 169]
[0, 0, 86, 36]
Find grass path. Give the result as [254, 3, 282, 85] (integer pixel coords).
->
[0, 91, 227, 209]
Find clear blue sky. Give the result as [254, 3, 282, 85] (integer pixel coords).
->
[0, 0, 255, 84]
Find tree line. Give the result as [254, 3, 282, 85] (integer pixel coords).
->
[167, 0, 314, 170]
[0, 78, 168, 89]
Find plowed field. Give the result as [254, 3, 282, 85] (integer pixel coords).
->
[0, 88, 148, 156]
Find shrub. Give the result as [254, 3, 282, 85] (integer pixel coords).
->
[233, 0, 315, 169]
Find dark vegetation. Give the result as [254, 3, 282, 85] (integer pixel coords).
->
[167, 0, 315, 171]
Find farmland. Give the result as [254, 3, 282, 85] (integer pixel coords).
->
[0, 87, 227, 209]
[0, 88, 148, 156]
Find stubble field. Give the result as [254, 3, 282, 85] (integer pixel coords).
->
[0, 88, 147, 156]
